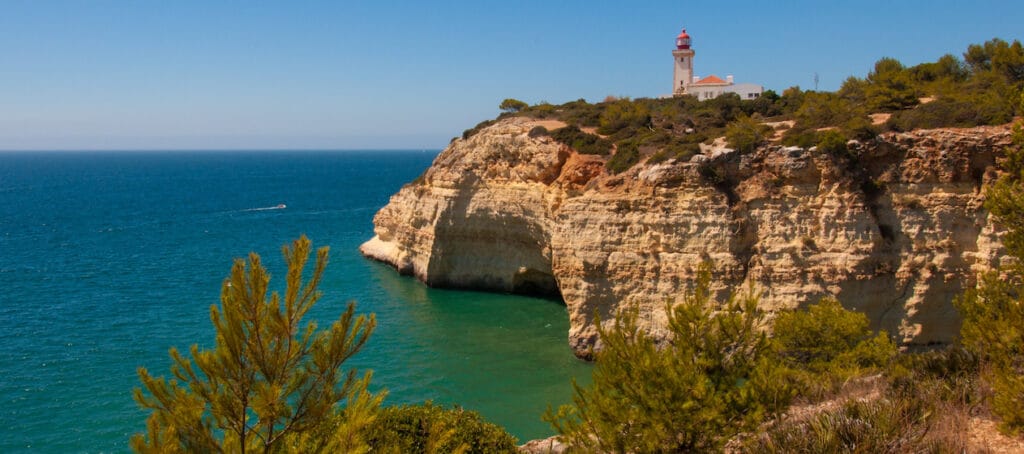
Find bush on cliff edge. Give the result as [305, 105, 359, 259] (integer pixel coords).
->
[549, 125, 612, 155]
[362, 402, 518, 453]
[544, 263, 793, 452]
[725, 114, 772, 153]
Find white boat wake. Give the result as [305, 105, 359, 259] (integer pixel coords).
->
[242, 204, 287, 212]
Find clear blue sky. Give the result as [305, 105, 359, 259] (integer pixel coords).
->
[2, 0, 1022, 150]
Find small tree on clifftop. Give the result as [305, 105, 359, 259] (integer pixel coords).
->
[131, 236, 383, 453]
[499, 98, 528, 113]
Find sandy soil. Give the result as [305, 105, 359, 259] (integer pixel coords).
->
[525, 119, 568, 131]
[764, 120, 795, 141]
[871, 113, 892, 125]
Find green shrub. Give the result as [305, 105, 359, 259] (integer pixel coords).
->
[523, 101, 556, 118]
[648, 134, 701, 165]
[864, 57, 921, 111]
[527, 125, 549, 138]
[499, 98, 528, 113]
[654, 139, 701, 163]
[957, 270, 1024, 434]
[748, 89, 784, 117]
[545, 263, 793, 453]
[886, 93, 1014, 130]
[838, 76, 870, 106]
[965, 38, 1024, 84]
[633, 128, 671, 148]
[549, 125, 612, 155]
[606, 141, 640, 174]
[780, 125, 820, 148]
[362, 402, 518, 453]
[703, 92, 745, 125]
[908, 53, 969, 86]
[647, 149, 670, 164]
[840, 115, 880, 141]
[597, 99, 651, 137]
[557, 99, 602, 127]
[794, 91, 862, 129]
[725, 115, 771, 153]
[779, 86, 806, 115]
[816, 130, 850, 157]
[774, 298, 892, 371]
[773, 298, 897, 397]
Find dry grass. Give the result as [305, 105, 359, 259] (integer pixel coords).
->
[969, 418, 1024, 453]
[727, 367, 1024, 453]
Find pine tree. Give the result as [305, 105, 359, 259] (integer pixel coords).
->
[131, 236, 383, 453]
[544, 263, 792, 453]
[498, 98, 528, 113]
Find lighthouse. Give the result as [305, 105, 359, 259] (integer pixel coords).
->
[672, 28, 694, 95]
[670, 27, 763, 100]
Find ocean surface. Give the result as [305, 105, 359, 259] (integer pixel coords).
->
[0, 151, 591, 452]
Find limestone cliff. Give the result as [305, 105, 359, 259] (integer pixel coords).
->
[361, 117, 1013, 358]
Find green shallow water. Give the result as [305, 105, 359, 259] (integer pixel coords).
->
[354, 261, 598, 442]
[358, 263, 593, 438]
[0, 151, 591, 451]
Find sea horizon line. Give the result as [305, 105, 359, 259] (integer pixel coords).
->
[0, 148, 443, 154]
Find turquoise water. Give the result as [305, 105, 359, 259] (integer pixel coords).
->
[0, 151, 591, 452]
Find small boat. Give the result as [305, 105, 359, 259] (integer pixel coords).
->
[276, 204, 286, 209]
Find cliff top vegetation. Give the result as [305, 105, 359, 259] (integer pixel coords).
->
[464, 38, 1024, 174]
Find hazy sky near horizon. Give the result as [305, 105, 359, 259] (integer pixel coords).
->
[2, 1, 1023, 150]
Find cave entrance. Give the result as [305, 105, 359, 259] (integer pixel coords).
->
[511, 267, 563, 302]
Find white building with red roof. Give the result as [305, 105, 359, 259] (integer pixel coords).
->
[672, 28, 763, 100]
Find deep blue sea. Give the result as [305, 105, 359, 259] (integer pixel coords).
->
[0, 151, 591, 452]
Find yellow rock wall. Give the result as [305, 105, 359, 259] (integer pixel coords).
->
[362, 117, 1012, 357]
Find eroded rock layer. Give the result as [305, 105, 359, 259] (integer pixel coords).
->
[361, 117, 1012, 357]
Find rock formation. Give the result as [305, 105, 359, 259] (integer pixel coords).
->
[361, 117, 1012, 358]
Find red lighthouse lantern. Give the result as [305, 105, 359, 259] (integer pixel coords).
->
[676, 29, 691, 50]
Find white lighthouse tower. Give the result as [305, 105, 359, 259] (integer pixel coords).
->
[672, 28, 694, 95]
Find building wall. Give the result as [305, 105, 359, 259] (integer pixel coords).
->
[730, 83, 764, 99]
[686, 82, 763, 100]
[672, 49, 694, 94]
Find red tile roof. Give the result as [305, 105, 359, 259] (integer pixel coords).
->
[693, 75, 728, 85]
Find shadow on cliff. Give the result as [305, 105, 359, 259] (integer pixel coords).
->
[833, 139, 981, 347]
[424, 173, 565, 303]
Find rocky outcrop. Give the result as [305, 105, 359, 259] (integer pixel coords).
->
[361, 117, 1013, 358]
[519, 436, 567, 453]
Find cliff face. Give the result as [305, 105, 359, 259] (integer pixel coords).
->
[361, 117, 1013, 357]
